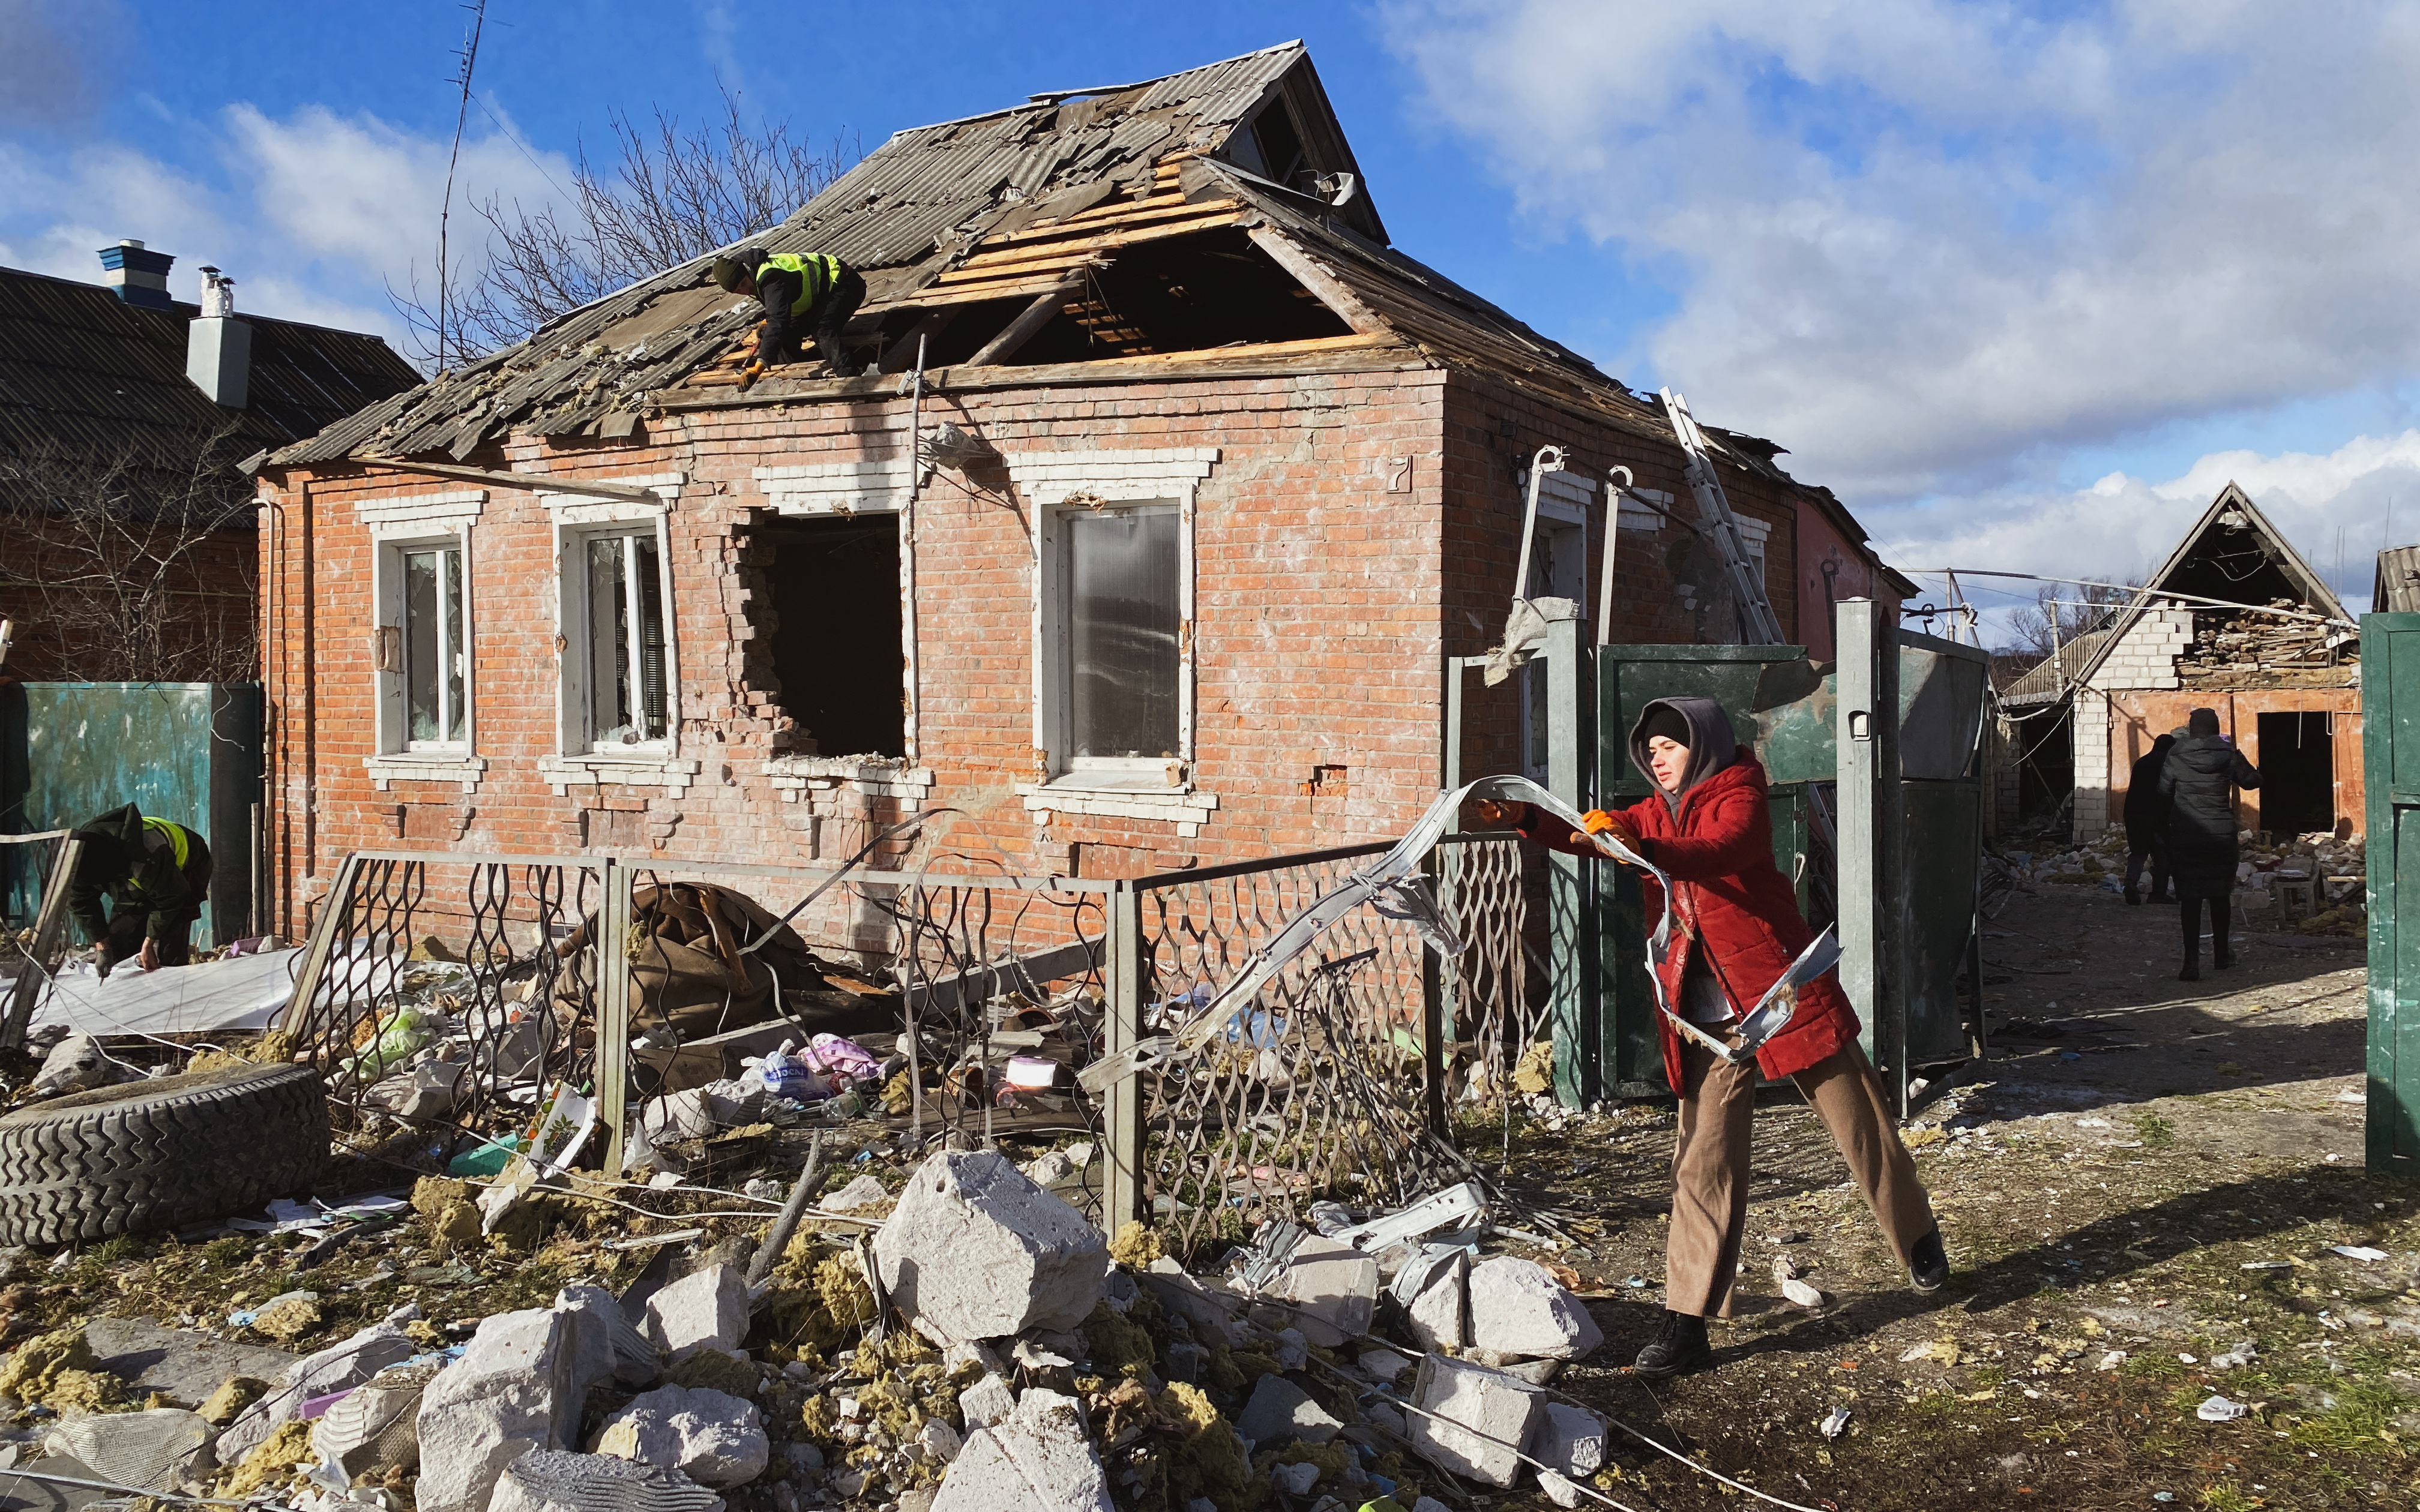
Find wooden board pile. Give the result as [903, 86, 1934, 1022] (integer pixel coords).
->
[2176, 601, 2356, 688]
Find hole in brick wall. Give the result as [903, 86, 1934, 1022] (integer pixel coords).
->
[753, 514, 907, 759]
[1302, 763, 1349, 797]
[584, 808, 646, 848]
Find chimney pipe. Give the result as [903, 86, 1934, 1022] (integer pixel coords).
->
[97, 238, 176, 310]
[187, 265, 251, 409]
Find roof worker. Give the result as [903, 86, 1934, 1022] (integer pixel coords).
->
[2157, 706, 2260, 982]
[64, 803, 212, 974]
[2122, 731, 2179, 907]
[1471, 697, 1948, 1379]
[711, 247, 867, 386]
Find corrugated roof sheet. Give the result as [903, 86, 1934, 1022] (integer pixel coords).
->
[0, 266, 420, 477]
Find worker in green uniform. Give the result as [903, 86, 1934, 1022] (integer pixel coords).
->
[65, 804, 212, 972]
[711, 247, 867, 384]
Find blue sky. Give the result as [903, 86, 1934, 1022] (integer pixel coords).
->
[10, 1, 2420, 629]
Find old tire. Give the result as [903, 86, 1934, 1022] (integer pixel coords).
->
[0, 1064, 327, 1246]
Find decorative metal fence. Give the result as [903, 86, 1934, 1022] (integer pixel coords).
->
[274, 829, 1534, 1246]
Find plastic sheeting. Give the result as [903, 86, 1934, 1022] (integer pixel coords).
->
[28, 947, 301, 1037]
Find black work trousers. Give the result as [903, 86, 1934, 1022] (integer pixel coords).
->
[2125, 838, 2170, 901]
[2181, 894, 2232, 969]
[762, 269, 867, 374]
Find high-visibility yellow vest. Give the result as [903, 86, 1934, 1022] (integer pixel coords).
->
[120, 817, 190, 899]
[759, 253, 843, 316]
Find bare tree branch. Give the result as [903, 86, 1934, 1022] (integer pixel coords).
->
[2004, 578, 2140, 660]
[390, 87, 855, 369]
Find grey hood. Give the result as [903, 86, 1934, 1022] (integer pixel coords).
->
[1628, 695, 1740, 809]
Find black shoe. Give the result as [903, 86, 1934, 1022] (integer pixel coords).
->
[1632, 1310, 1711, 1379]
[2124, 888, 2140, 906]
[2214, 950, 2235, 970]
[1909, 1230, 1949, 1294]
[2179, 961, 2200, 982]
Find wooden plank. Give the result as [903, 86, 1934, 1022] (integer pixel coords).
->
[981, 196, 1246, 250]
[1247, 227, 1391, 337]
[277, 851, 363, 1038]
[936, 209, 1245, 280]
[963, 274, 1089, 367]
[357, 458, 666, 504]
[2, 834, 82, 1049]
[879, 310, 956, 374]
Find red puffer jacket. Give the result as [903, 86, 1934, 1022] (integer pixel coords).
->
[1515, 753, 1858, 1089]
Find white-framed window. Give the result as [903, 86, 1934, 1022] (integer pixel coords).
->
[576, 527, 672, 749]
[399, 541, 469, 748]
[1053, 502, 1184, 779]
[1008, 448, 1221, 836]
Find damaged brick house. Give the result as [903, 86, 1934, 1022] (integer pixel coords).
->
[248, 43, 1907, 938]
[2001, 481, 2361, 841]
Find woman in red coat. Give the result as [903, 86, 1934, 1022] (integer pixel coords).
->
[1476, 695, 1947, 1378]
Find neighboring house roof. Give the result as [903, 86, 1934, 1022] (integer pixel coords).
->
[2030, 481, 2352, 698]
[251, 39, 1912, 593]
[2000, 628, 2115, 706]
[0, 265, 421, 478]
[2376, 543, 2420, 613]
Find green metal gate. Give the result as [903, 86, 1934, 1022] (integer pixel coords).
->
[2362, 612, 2420, 1175]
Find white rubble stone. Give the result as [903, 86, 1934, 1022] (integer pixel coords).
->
[415, 1307, 606, 1512]
[822, 1174, 889, 1213]
[1233, 1374, 1341, 1448]
[1467, 1256, 1602, 1361]
[1529, 1402, 1607, 1477]
[487, 1450, 725, 1512]
[918, 1417, 964, 1462]
[555, 1285, 661, 1387]
[873, 1150, 1108, 1344]
[943, 1340, 1006, 1376]
[957, 1372, 1017, 1432]
[645, 1264, 750, 1361]
[1270, 1460, 1320, 1495]
[1405, 1253, 1469, 1354]
[930, 1388, 1113, 1512]
[1407, 1353, 1546, 1488]
[313, 1361, 438, 1481]
[218, 1319, 418, 1468]
[1141, 1259, 1248, 1346]
[595, 1384, 768, 1488]
[1539, 1468, 1585, 1507]
[1358, 1346, 1415, 1384]
[44, 1408, 212, 1491]
[1267, 1234, 1379, 1347]
[1271, 1328, 1308, 1370]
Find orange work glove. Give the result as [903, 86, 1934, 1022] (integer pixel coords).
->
[1581, 809, 1640, 854]
[737, 359, 767, 392]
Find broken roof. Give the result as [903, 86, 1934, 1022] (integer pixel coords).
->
[1, 265, 419, 478]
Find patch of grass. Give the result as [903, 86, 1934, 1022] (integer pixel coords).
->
[2123, 1352, 2188, 1381]
[2198, 1482, 2260, 1512]
[2134, 1111, 2176, 1148]
[2288, 1378, 2412, 1456]
[86, 1235, 137, 1266]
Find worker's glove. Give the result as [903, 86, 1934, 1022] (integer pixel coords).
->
[736, 359, 767, 393]
[1469, 797, 1523, 830]
[1581, 809, 1640, 856]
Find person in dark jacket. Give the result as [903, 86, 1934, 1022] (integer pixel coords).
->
[1473, 697, 1946, 1379]
[2157, 707, 2260, 980]
[711, 248, 867, 381]
[2122, 732, 2179, 905]
[65, 803, 212, 972]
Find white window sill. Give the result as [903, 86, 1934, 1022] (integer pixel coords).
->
[765, 755, 936, 803]
[538, 752, 700, 797]
[364, 752, 486, 793]
[1017, 779, 1218, 836]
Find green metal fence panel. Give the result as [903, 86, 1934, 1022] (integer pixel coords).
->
[2363, 613, 2420, 1176]
[0, 683, 261, 945]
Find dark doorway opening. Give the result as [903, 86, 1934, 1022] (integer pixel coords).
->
[2256, 710, 2334, 838]
[758, 515, 905, 759]
[2015, 705, 2075, 827]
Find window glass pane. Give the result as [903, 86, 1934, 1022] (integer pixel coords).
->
[1066, 509, 1178, 758]
[588, 536, 631, 741]
[632, 535, 667, 739]
[404, 549, 441, 742]
[441, 548, 466, 743]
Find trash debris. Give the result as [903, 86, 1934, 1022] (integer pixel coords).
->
[1773, 1255, 1829, 1310]
[489, 1449, 726, 1512]
[414, 1304, 610, 1512]
[44, 1406, 213, 1491]
[2196, 1394, 2250, 1422]
[2329, 1244, 2388, 1262]
[2096, 1350, 2128, 1370]
[1818, 1405, 1852, 1439]
[2209, 1341, 2259, 1370]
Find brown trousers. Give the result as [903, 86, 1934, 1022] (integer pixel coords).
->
[1667, 1027, 1937, 1318]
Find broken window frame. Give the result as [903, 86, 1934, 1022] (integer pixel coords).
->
[1035, 497, 1195, 791]
[550, 499, 682, 760]
[372, 531, 475, 758]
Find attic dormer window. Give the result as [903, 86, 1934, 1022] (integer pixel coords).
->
[1230, 100, 1311, 190]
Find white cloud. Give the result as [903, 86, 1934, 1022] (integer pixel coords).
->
[1872, 430, 2420, 629]
[1379, 1, 2420, 499]
[0, 100, 570, 357]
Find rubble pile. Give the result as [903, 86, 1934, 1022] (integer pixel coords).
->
[0, 1131, 1617, 1511]
[2010, 827, 2366, 936]
[2176, 603, 2356, 689]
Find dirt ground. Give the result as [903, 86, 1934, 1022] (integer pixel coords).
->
[1495, 875, 2412, 1511]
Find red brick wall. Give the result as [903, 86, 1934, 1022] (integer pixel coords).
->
[258, 362, 1891, 944]
[2105, 687, 2364, 838]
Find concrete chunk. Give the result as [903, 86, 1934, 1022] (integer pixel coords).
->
[1141, 1259, 1248, 1346]
[1404, 1252, 1469, 1354]
[489, 1450, 726, 1512]
[1233, 1373, 1342, 1448]
[313, 1361, 439, 1483]
[873, 1151, 1108, 1344]
[1406, 1353, 1544, 1488]
[822, 1174, 889, 1213]
[556, 1285, 661, 1387]
[1266, 1234, 1379, 1347]
[595, 1384, 768, 1489]
[1467, 1256, 1602, 1361]
[958, 1372, 1018, 1432]
[44, 1408, 212, 1491]
[931, 1388, 1113, 1512]
[416, 1307, 604, 1512]
[217, 1318, 416, 1469]
[1529, 1401, 1606, 1477]
[644, 1264, 750, 1362]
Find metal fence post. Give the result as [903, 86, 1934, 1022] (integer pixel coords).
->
[597, 856, 633, 1175]
[1422, 848, 1451, 1142]
[1837, 599, 1907, 1111]
[1102, 881, 1147, 1236]
[1543, 604, 1595, 1105]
